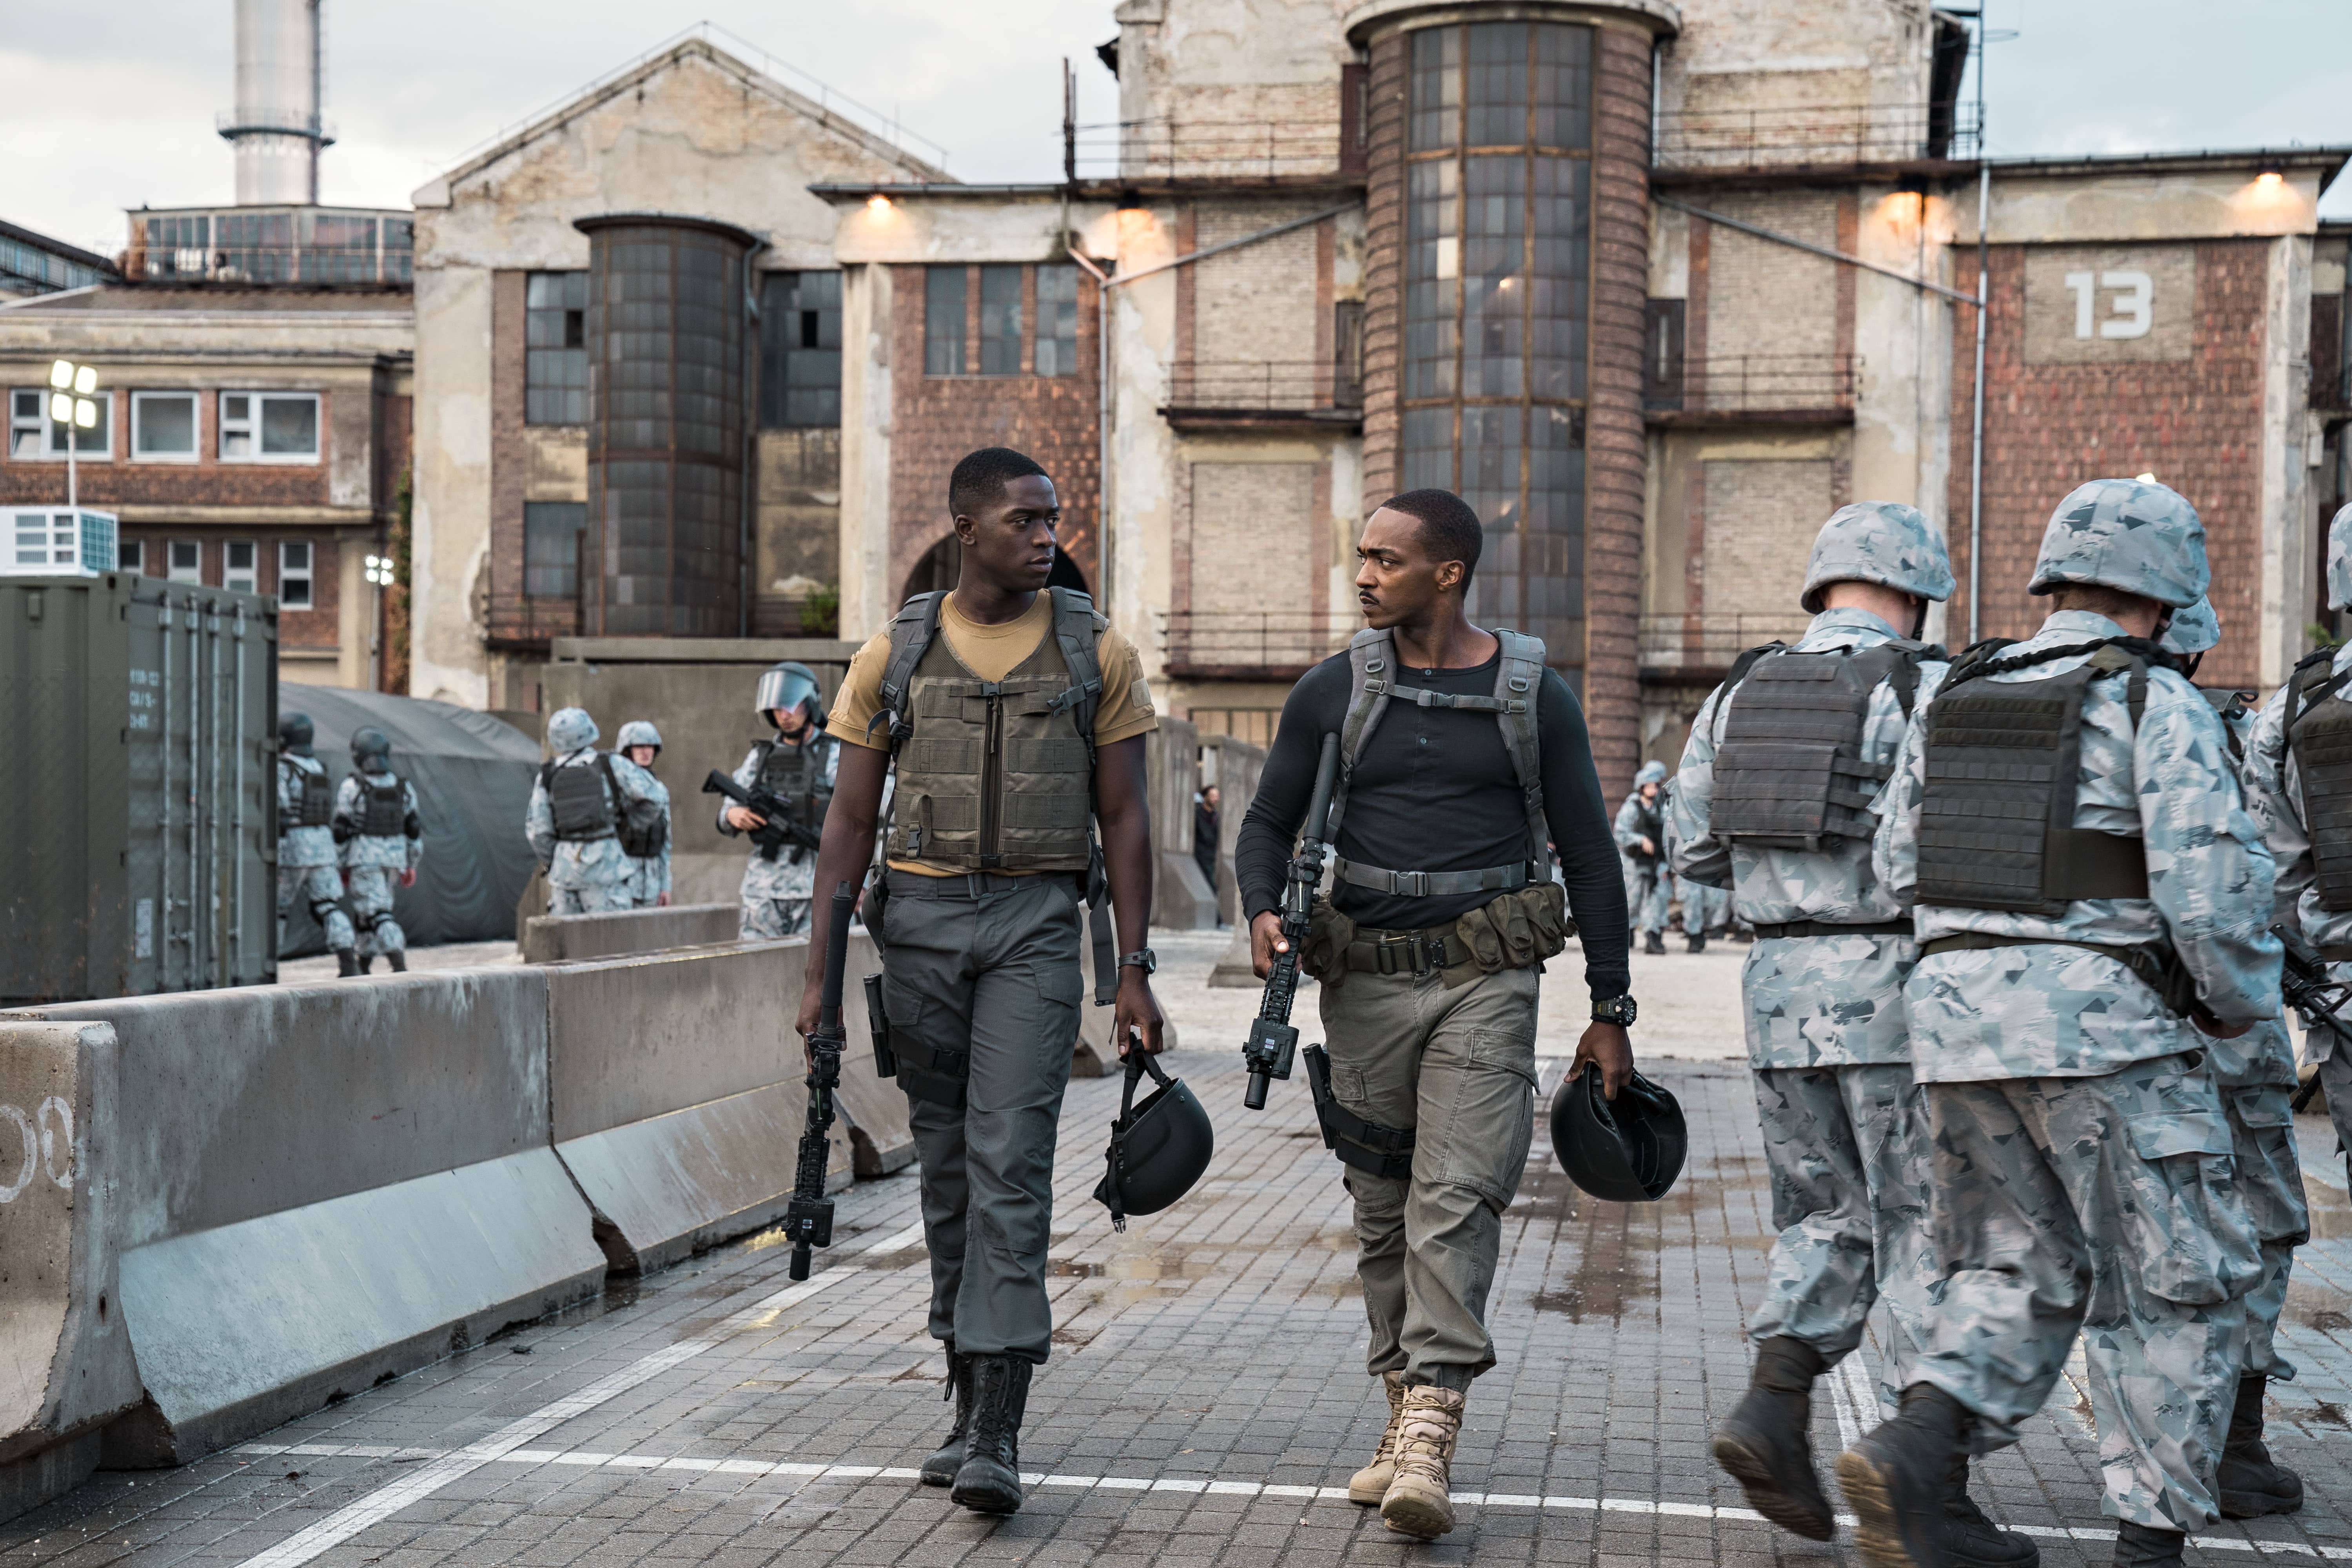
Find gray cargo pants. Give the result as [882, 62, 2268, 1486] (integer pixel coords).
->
[1319, 961, 1539, 1390]
[877, 870, 1083, 1365]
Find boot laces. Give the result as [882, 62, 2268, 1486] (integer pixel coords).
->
[1392, 1392, 1462, 1484]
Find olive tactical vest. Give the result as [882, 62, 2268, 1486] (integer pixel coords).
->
[877, 588, 1105, 873]
[755, 735, 833, 833]
[543, 755, 617, 842]
[1325, 626, 1552, 898]
[2286, 648, 2352, 911]
[355, 773, 407, 837]
[1712, 640, 1935, 852]
[283, 757, 333, 829]
[1915, 639, 2163, 916]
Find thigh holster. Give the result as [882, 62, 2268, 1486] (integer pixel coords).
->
[1304, 1045, 1416, 1180]
[892, 1036, 969, 1111]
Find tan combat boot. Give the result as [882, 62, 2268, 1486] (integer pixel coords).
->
[1379, 1383, 1465, 1539]
[1347, 1372, 1410, 1504]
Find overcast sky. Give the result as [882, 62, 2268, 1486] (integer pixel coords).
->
[4, 0, 2349, 255]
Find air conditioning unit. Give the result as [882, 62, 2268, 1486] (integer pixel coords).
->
[5, 508, 119, 575]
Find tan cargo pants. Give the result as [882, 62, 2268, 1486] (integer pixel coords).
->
[1319, 962, 1540, 1390]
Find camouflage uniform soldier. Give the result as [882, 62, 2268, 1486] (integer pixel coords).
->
[276, 712, 358, 975]
[614, 720, 673, 909]
[1615, 760, 1672, 953]
[721, 662, 837, 939]
[1674, 505, 2031, 1563]
[332, 727, 422, 974]
[526, 707, 661, 916]
[1848, 480, 2276, 1568]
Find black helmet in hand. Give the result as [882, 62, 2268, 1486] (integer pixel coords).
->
[1093, 1048, 1214, 1228]
[1550, 1063, 1686, 1202]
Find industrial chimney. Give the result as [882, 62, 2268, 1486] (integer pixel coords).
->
[218, 0, 332, 205]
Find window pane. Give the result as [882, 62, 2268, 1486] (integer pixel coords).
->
[524, 501, 586, 599]
[1461, 405, 1524, 626]
[47, 394, 109, 455]
[760, 270, 842, 427]
[979, 265, 1023, 376]
[1463, 154, 1526, 398]
[136, 394, 196, 455]
[1465, 22, 1529, 147]
[260, 396, 317, 456]
[1529, 156, 1590, 400]
[1409, 27, 1460, 152]
[925, 266, 967, 376]
[526, 270, 590, 425]
[1533, 24, 1592, 149]
[1035, 265, 1080, 377]
[1402, 406, 1455, 492]
[1404, 159, 1459, 400]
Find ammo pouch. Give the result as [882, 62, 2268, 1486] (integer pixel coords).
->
[1453, 881, 1571, 981]
[1303, 1044, 1415, 1180]
[1300, 904, 1357, 985]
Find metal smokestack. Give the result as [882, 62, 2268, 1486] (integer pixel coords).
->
[218, 0, 330, 205]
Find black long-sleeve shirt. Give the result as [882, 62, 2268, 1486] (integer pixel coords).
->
[1236, 647, 1632, 1001]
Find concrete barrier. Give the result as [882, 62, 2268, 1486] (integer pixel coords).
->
[1148, 720, 1218, 929]
[18, 971, 608, 1467]
[1207, 737, 1269, 987]
[546, 933, 915, 1274]
[522, 902, 742, 964]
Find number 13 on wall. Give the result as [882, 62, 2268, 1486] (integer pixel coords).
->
[2065, 270, 2153, 339]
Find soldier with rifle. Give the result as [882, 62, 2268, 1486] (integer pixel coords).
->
[793, 447, 1163, 1519]
[719, 661, 838, 938]
[1234, 488, 1633, 1541]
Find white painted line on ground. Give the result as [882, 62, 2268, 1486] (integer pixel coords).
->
[230, 1219, 929, 1568]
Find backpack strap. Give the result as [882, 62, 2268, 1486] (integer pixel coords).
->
[872, 591, 946, 754]
[1324, 626, 1394, 846]
[1491, 629, 1550, 867]
[1045, 586, 1109, 759]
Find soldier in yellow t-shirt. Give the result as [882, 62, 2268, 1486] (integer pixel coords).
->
[796, 447, 1163, 1519]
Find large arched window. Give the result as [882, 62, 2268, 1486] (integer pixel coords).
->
[1398, 20, 1593, 679]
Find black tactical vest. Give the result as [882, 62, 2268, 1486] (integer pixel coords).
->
[755, 735, 834, 832]
[543, 756, 616, 841]
[284, 758, 334, 829]
[356, 775, 407, 837]
[2287, 650, 2352, 911]
[1915, 639, 2162, 916]
[1712, 640, 1935, 851]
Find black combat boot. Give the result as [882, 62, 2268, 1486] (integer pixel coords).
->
[358, 953, 375, 975]
[920, 1344, 975, 1487]
[2217, 1373, 2301, 1517]
[2111, 1521, 2185, 1568]
[1838, 1383, 1971, 1568]
[386, 950, 408, 973]
[1687, 931, 1707, 954]
[951, 1354, 1032, 1514]
[335, 948, 360, 977]
[1644, 930, 1667, 956]
[1942, 1451, 2039, 1567]
[1711, 1337, 1834, 1540]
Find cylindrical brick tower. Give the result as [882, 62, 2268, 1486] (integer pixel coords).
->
[1348, 0, 1673, 793]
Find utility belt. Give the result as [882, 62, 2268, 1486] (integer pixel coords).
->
[1751, 918, 1913, 940]
[1302, 880, 1571, 990]
[1920, 930, 2202, 1020]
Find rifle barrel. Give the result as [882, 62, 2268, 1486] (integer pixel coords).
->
[1303, 734, 1341, 851]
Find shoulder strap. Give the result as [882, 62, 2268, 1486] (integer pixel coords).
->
[873, 591, 947, 754]
[1324, 626, 1394, 844]
[2290, 645, 2351, 726]
[1722, 640, 1786, 695]
[1044, 586, 1108, 749]
[598, 750, 622, 804]
[1491, 629, 1550, 864]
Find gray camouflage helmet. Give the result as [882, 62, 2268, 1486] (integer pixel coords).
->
[1798, 502, 1955, 614]
[755, 662, 824, 728]
[546, 706, 599, 753]
[615, 720, 663, 753]
[1635, 760, 1668, 787]
[2027, 479, 2209, 609]
[350, 727, 392, 769]
[2159, 597, 2219, 657]
[279, 712, 314, 755]
[2329, 502, 2352, 612]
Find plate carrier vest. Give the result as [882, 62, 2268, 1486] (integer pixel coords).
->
[754, 734, 834, 838]
[873, 587, 1117, 1003]
[543, 753, 618, 842]
[282, 756, 334, 831]
[354, 773, 409, 838]
[1326, 626, 1552, 899]
[2287, 648, 2352, 911]
[1711, 638, 1936, 852]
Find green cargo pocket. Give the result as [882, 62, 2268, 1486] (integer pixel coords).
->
[2122, 1109, 2260, 1306]
[1436, 1031, 1537, 1211]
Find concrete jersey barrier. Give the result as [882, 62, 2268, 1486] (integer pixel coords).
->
[521, 902, 741, 964]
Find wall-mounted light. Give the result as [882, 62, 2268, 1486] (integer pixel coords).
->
[866, 193, 893, 215]
[2254, 170, 2285, 191]
[365, 554, 397, 588]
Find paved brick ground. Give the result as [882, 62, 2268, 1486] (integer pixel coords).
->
[13, 931, 2352, 1567]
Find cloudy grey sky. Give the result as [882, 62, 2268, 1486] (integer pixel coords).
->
[4, 0, 2349, 255]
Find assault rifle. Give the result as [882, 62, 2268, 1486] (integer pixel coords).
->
[702, 769, 822, 862]
[2278, 923, 2352, 1114]
[786, 881, 856, 1281]
[1241, 733, 1341, 1111]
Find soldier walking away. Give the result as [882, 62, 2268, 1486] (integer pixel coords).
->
[1236, 488, 1634, 1540]
[721, 663, 836, 937]
[1849, 479, 2278, 1568]
[526, 706, 663, 917]
[795, 447, 1164, 1518]
[1673, 504, 2033, 1564]
[276, 713, 359, 974]
[1616, 760, 1672, 954]
[333, 728, 422, 974]
[616, 720, 673, 909]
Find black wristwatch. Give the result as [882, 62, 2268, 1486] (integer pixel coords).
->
[1118, 948, 1158, 975]
[1591, 995, 1637, 1028]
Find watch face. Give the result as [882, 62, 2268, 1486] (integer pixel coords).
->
[1595, 996, 1637, 1027]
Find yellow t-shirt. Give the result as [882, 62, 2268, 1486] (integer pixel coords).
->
[830, 591, 1158, 875]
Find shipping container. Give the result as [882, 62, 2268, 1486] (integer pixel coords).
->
[0, 572, 276, 1002]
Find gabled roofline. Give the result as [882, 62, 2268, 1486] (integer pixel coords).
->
[0, 220, 118, 276]
[419, 31, 950, 203]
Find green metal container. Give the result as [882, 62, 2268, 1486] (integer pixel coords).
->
[0, 573, 277, 1001]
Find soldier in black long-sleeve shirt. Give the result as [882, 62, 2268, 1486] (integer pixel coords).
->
[1235, 490, 1635, 1540]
